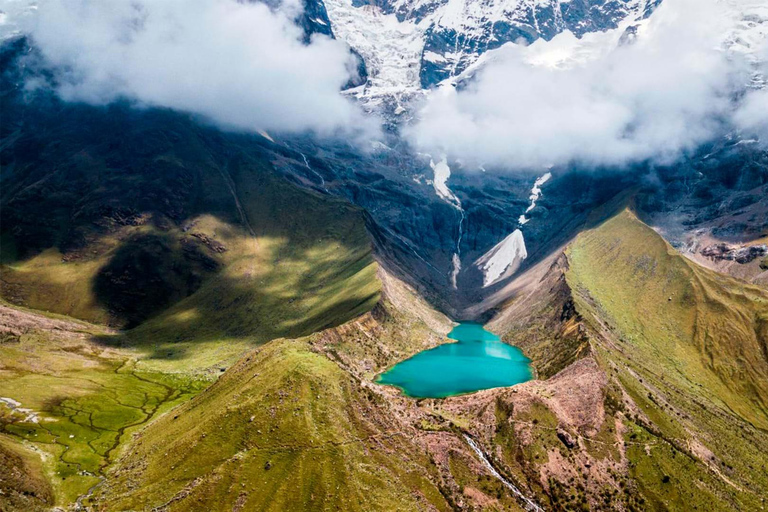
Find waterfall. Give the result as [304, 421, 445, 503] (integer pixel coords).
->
[299, 151, 329, 193]
[430, 156, 465, 289]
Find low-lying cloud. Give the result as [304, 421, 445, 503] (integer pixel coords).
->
[734, 42, 768, 141]
[408, 0, 766, 170]
[24, 0, 372, 137]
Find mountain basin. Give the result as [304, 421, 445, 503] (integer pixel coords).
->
[376, 322, 533, 398]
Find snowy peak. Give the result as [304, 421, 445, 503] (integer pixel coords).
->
[418, 0, 646, 87]
[322, 0, 653, 101]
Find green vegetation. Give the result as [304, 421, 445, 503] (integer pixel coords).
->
[2, 164, 380, 374]
[2, 92, 381, 374]
[0, 305, 208, 506]
[563, 209, 768, 510]
[0, 434, 53, 511]
[1, 110, 389, 509]
[94, 338, 449, 511]
[0, 151, 385, 510]
[126, 164, 380, 355]
[479, 210, 768, 511]
[567, 209, 768, 427]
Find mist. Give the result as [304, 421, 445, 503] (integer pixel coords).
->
[407, 0, 764, 170]
[24, 0, 374, 137]
[735, 42, 768, 143]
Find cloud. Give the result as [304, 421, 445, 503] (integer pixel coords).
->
[24, 0, 374, 137]
[407, 0, 761, 170]
[735, 42, 768, 142]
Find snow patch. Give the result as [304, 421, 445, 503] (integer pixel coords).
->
[450, 253, 461, 288]
[257, 130, 275, 143]
[430, 156, 462, 208]
[474, 229, 528, 288]
[428, 156, 465, 288]
[519, 172, 551, 224]
[323, 0, 426, 103]
[474, 170, 551, 287]
[423, 50, 448, 63]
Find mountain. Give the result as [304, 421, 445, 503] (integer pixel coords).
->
[1, 1, 768, 511]
[323, 0, 660, 105]
[478, 209, 768, 510]
[59, 210, 768, 511]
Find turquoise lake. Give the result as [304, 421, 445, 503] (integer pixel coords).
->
[376, 323, 533, 398]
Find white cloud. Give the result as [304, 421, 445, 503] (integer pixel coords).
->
[25, 0, 374, 137]
[735, 42, 768, 142]
[407, 0, 761, 170]
[736, 88, 768, 141]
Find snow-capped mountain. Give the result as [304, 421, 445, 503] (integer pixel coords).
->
[2, 0, 765, 316]
[323, 0, 660, 105]
[323, 0, 768, 113]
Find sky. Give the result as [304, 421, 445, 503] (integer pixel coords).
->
[23, 0, 374, 137]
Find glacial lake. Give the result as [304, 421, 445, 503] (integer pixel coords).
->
[376, 322, 533, 398]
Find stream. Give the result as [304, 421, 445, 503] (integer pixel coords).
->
[463, 434, 545, 512]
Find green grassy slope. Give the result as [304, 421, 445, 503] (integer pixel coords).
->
[477, 209, 768, 512]
[2, 145, 379, 373]
[567, 210, 768, 428]
[1, 86, 390, 510]
[0, 434, 53, 512]
[0, 304, 208, 508]
[564, 210, 768, 511]
[0, 141, 384, 509]
[94, 338, 449, 512]
[2, 79, 380, 373]
[119, 165, 380, 373]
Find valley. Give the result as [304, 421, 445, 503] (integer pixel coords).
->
[3, 189, 766, 510]
[1, 1, 767, 510]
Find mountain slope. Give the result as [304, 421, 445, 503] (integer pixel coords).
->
[0, 434, 53, 512]
[451, 209, 768, 511]
[91, 266, 554, 511]
[0, 41, 380, 372]
[93, 337, 449, 511]
[567, 209, 768, 427]
[90, 268, 458, 511]
[92, 208, 768, 511]
[0, 303, 209, 507]
[324, 0, 654, 102]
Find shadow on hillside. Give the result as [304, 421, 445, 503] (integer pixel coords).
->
[2, 38, 380, 357]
